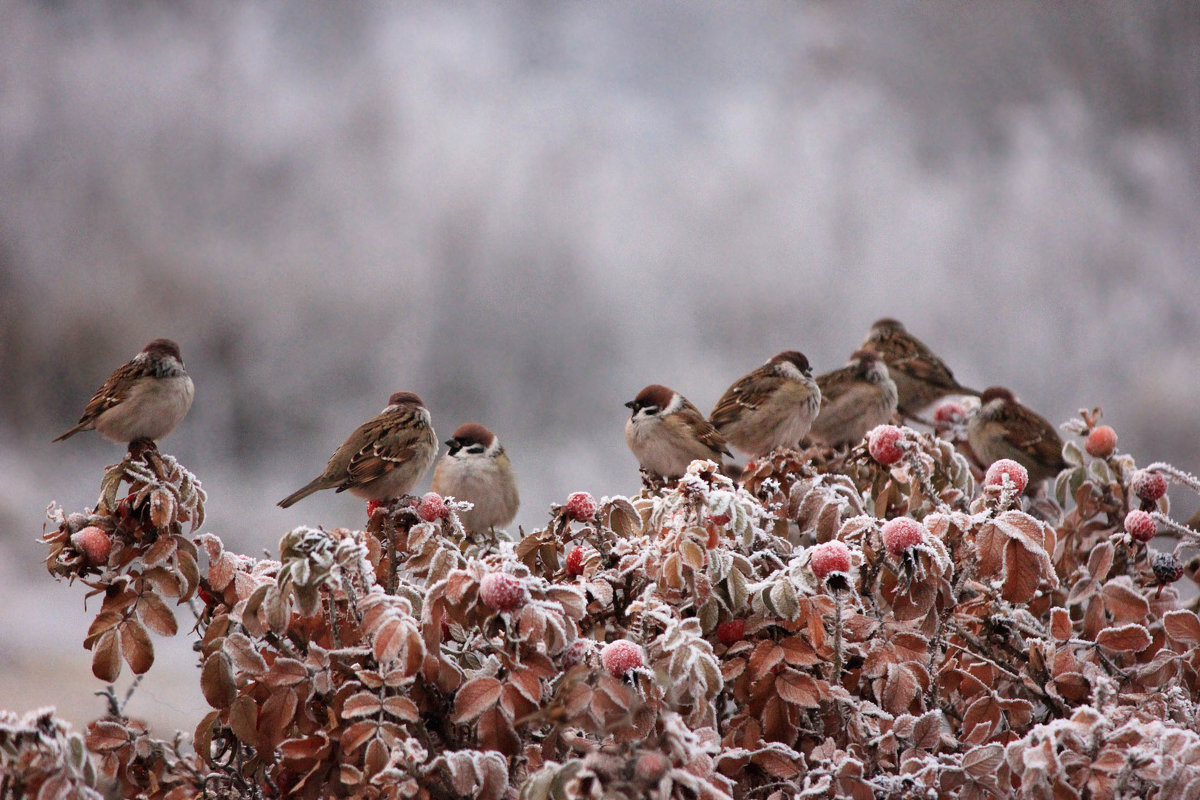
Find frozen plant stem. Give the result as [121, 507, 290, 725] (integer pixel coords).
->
[832, 588, 844, 683]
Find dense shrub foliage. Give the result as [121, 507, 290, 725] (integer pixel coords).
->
[7, 410, 1200, 799]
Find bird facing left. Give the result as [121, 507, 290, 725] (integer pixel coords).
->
[53, 338, 194, 445]
[278, 391, 438, 509]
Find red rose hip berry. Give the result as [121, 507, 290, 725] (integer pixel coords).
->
[1130, 470, 1167, 503]
[810, 540, 851, 581]
[1085, 425, 1118, 458]
[565, 492, 598, 522]
[478, 572, 527, 612]
[933, 401, 967, 425]
[716, 619, 745, 647]
[868, 425, 905, 466]
[881, 517, 926, 556]
[72, 526, 112, 567]
[565, 546, 586, 576]
[416, 492, 447, 522]
[600, 639, 644, 677]
[1124, 510, 1157, 543]
[985, 459, 1028, 495]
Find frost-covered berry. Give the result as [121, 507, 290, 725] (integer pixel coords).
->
[600, 639, 644, 677]
[478, 572, 527, 612]
[416, 492, 448, 522]
[1124, 510, 1157, 543]
[1130, 470, 1167, 503]
[1085, 425, 1118, 458]
[716, 619, 745, 647]
[366, 500, 383, 518]
[565, 492, 598, 522]
[635, 751, 671, 782]
[881, 517, 925, 556]
[565, 546, 586, 576]
[933, 401, 967, 425]
[985, 459, 1028, 495]
[810, 540, 851, 582]
[561, 638, 594, 668]
[868, 425, 905, 466]
[71, 526, 112, 567]
[1152, 551, 1185, 585]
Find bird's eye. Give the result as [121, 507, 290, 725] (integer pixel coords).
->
[644, 405, 660, 416]
[466, 445, 486, 455]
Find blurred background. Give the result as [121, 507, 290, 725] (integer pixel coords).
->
[2, 1, 1197, 731]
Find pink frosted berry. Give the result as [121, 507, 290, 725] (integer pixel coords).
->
[868, 425, 905, 466]
[985, 459, 1028, 495]
[933, 401, 967, 425]
[881, 517, 926, 556]
[366, 499, 383, 518]
[565, 546, 586, 576]
[1124, 510, 1157, 543]
[561, 638, 593, 668]
[1130, 470, 1167, 503]
[716, 619, 745, 647]
[478, 572, 527, 612]
[565, 491, 598, 522]
[635, 751, 671, 782]
[1085, 426, 1118, 458]
[71, 526, 112, 567]
[600, 639, 644, 677]
[416, 492, 447, 522]
[810, 540, 851, 581]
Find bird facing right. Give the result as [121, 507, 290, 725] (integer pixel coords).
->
[967, 386, 1068, 486]
[860, 318, 979, 417]
[709, 350, 821, 458]
[53, 338, 194, 445]
[810, 350, 899, 447]
[431, 423, 520, 535]
[625, 384, 731, 481]
[278, 391, 438, 508]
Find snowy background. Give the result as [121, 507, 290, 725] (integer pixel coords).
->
[1, 1, 1197, 730]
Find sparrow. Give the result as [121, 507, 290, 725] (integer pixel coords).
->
[625, 384, 731, 481]
[860, 318, 980, 417]
[278, 391, 438, 508]
[709, 350, 821, 458]
[967, 386, 1068, 485]
[53, 338, 194, 445]
[809, 350, 899, 447]
[431, 423, 520, 535]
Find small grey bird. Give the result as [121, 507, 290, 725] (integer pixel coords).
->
[431, 423, 520, 535]
[967, 386, 1067, 485]
[810, 350, 899, 447]
[625, 384, 731, 481]
[53, 338, 194, 444]
[860, 318, 979, 417]
[710, 351, 821, 458]
[278, 392, 437, 508]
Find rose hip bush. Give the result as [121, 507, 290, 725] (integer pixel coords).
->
[8, 407, 1200, 799]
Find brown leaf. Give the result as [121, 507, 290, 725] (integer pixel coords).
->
[257, 688, 298, 750]
[266, 657, 309, 687]
[228, 695, 259, 747]
[1101, 581, 1149, 625]
[1163, 610, 1200, 647]
[776, 669, 823, 708]
[86, 720, 130, 752]
[201, 652, 237, 709]
[452, 677, 503, 723]
[477, 706, 521, 756]
[137, 591, 178, 637]
[363, 736, 388, 778]
[751, 748, 802, 778]
[339, 720, 378, 755]
[1096, 624, 1151, 653]
[92, 630, 122, 682]
[382, 695, 419, 721]
[119, 619, 154, 675]
[961, 744, 1004, 780]
[342, 691, 384, 719]
[1087, 542, 1114, 581]
[748, 641, 785, 681]
[1049, 608, 1072, 641]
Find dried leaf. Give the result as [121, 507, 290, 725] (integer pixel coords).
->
[119, 619, 154, 675]
[1163, 610, 1200, 646]
[201, 652, 237, 709]
[452, 677, 503, 723]
[1096, 624, 1151, 653]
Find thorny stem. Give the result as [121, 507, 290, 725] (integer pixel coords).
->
[386, 513, 399, 596]
[832, 588, 844, 684]
[1143, 462, 1200, 493]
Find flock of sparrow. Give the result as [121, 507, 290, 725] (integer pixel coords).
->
[52, 320, 1069, 534]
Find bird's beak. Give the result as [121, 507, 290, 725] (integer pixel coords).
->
[624, 401, 636, 409]
[444, 439, 456, 448]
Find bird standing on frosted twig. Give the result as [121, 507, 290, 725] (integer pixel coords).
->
[709, 350, 821, 458]
[53, 338, 194, 446]
[625, 384, 731, 482]
[278, 391, 438, 508]
[431, 423, 520, 536]
[859, 317, 980, 419]
[810, 350, 899, 448]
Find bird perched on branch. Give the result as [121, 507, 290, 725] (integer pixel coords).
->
[710, 350, 821, 458]
[810, 350, 898, 447]
[625, 384, 731, 482]
[53, 338, 194, 446]
[278, 391, 437, 508]
[432, 423, 520, 535]
[860, 318, 979, 418]
[967, 386, 1067, 486]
